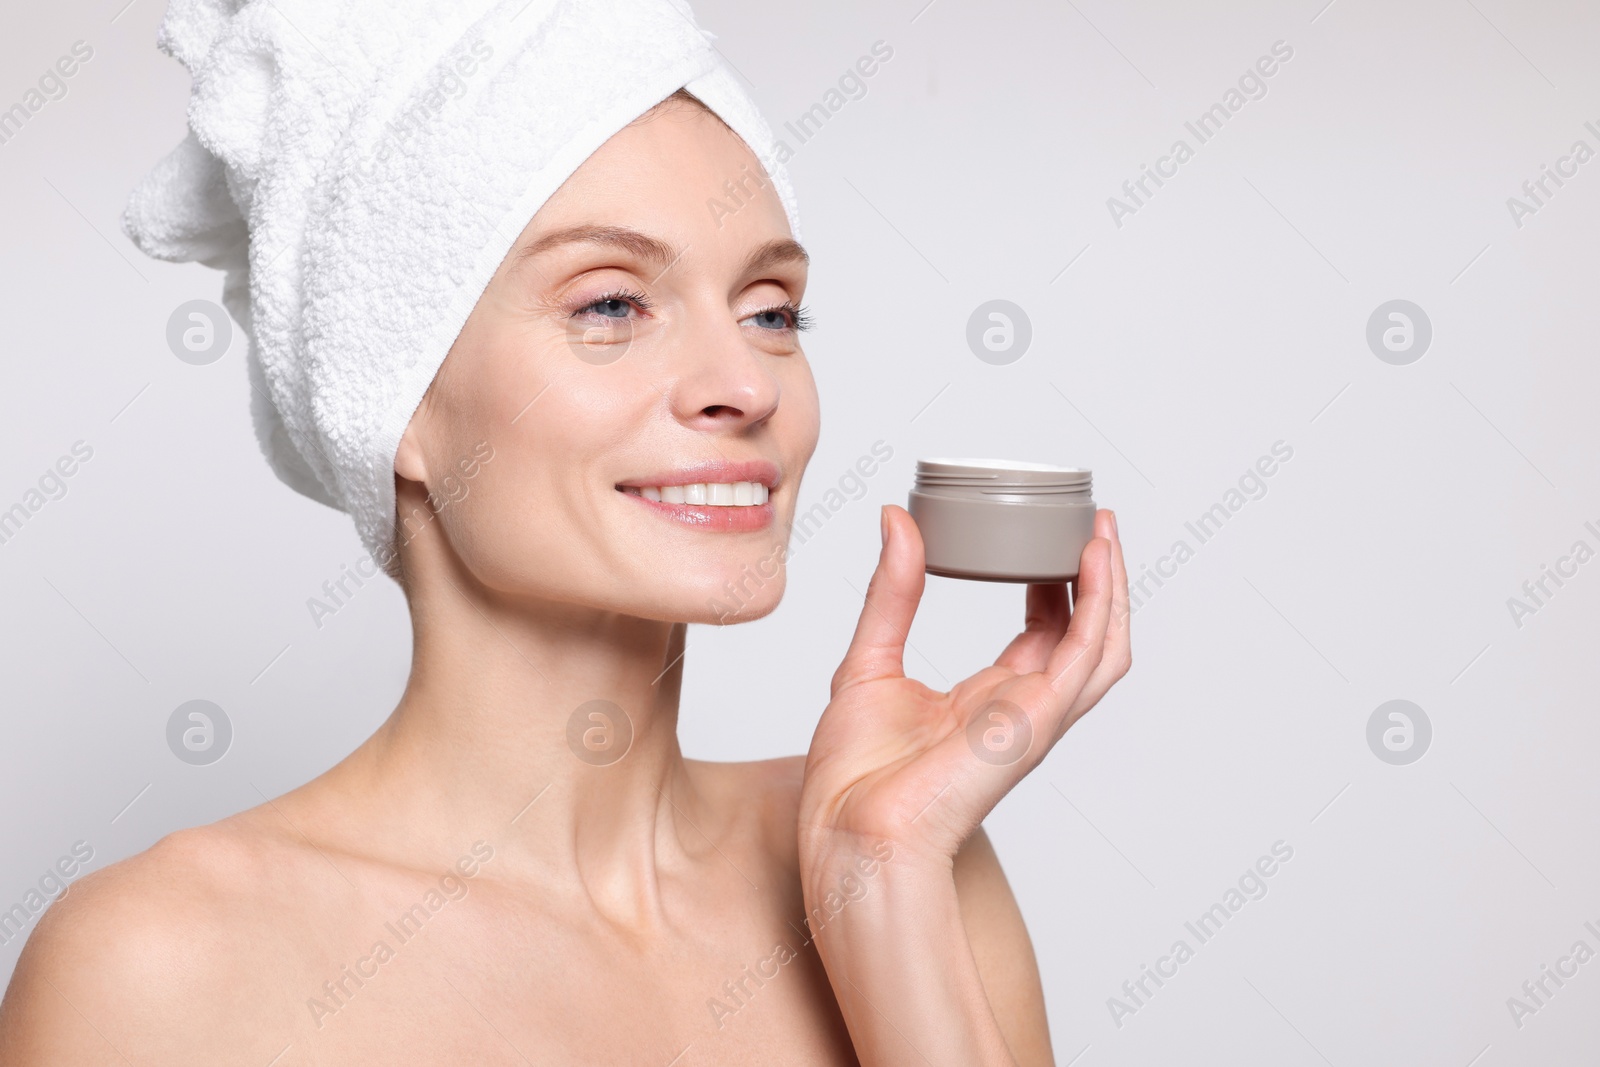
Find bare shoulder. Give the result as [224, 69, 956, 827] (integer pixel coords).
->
[686, 753, 808, 866]
[689, 752, 806, 815]
[0, 810, 320, 1063]
[733, 752, 808, 839]
[748, 752, 808, 801]
[954, 827, 1055, 1067]
[6, 814, 283, 979]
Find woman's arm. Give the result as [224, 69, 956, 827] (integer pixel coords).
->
[802, 827, 1051, 1066]
[799, 504, 1129, 1065]
[954, 828, 1053, 1064]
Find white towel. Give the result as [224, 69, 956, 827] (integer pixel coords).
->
[123, 0, 801, 576]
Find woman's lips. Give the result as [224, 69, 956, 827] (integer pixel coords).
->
[618, 489, 775, 532]
[616, 459, 781, 533]
[616, 459, 780, 493]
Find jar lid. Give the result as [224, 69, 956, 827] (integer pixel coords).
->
[914, 457, 1092, 490]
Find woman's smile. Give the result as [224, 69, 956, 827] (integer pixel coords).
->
[617, 457, 779, 531]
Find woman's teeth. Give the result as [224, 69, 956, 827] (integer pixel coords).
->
[629, 482, 769, 506]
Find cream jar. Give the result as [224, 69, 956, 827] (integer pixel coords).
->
[907, 459, 1095, 582]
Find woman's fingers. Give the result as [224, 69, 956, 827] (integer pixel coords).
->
[1039, 534, 1115, 727]
[997, 510, 1123, 685]
[993, 582, 1069, 675]
[1067, 511, 1132, 718]
[831, 504, 929, 695]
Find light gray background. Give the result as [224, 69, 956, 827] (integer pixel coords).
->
[3, 0, 1598, 1063]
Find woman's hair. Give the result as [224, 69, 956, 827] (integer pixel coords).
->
[650, 86, 730, 129]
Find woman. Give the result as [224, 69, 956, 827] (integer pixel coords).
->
[0, 3, 1129, 1063]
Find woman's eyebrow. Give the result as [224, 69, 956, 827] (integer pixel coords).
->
[509, 225, 808, 282]
[741, 237, 809, 277]
[514, 225, 679, 275]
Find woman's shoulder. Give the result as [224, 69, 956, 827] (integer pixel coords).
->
[693, 751, 807, 804]
[18, 808, 295, 959]
[687, 752, 808, 852]
[0, 807, 330, 1057]
[742, 752, 809, 794]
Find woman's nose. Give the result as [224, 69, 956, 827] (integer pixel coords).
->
[667, 316, 781, 432]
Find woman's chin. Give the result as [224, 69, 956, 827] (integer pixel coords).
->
[643, 574, 787, 626]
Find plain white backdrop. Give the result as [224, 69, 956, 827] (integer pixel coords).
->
[3, 0, 1598, 1063]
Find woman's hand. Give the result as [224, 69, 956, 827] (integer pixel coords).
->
[798, 504, 1130, 873]
[794, 504, 1129, 1065]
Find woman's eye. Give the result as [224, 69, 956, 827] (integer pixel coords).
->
[588, 298, 632, 319]
[743, 303, 811, 332]
[747, 309, 790, 330]
[582, 295, 636, 316]
[573, 289, 652, 321]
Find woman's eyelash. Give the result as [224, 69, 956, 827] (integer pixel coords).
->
[571, 290, 813, 332]
[574, 288, 653, 316]
[752, 301, 815, 333]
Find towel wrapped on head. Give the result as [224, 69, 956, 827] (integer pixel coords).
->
[123, 0, 802, 578]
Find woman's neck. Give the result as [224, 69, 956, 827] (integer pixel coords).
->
[313, 561, 717, 925]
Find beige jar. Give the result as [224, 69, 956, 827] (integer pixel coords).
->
[907, 459, 1096, 583]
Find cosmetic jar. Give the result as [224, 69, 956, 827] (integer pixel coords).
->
[907, 459, 1095, 583]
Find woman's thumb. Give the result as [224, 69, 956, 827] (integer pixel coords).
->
[831, 504, 927, 695]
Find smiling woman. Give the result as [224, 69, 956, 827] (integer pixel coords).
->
[0, 1, 1129, 1064]
[390, 90, 823, 619]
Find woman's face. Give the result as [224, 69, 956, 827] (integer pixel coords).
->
[396, 97, 819, 623]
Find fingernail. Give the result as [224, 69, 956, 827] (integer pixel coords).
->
[880, 505, 890, 547]
[1108, 510, 1118, 538]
